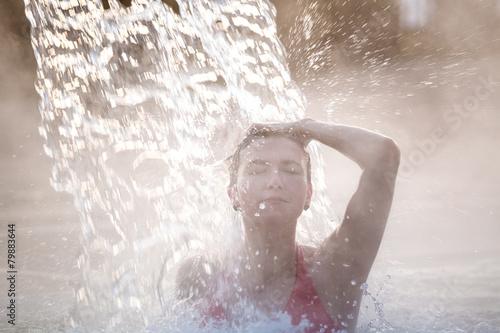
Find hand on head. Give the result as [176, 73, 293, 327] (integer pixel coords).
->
[246, 119, 314, 147]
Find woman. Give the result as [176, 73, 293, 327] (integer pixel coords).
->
[176, 118, 400, 332]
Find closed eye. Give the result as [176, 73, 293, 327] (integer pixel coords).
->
[281, 160, 304, 175]
[244, 160, 270, 175]
[245, 166, 267, 175]
[284, 167, 301, 174]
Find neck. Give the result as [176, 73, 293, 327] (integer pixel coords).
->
[241, 220, 297, 289]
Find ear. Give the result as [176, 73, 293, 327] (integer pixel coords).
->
[305, 183, 313, 207]
[227, 185, 239, 207]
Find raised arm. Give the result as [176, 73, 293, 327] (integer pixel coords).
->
[251, 118, 400, 278]
[298, 118, 399, 278]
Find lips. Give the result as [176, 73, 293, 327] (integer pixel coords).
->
[263, 196, 287, 203]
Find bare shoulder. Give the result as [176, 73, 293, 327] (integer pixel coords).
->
[176, 253, 216, 301]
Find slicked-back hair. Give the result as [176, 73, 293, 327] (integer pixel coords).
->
[228, 128, 311, 188]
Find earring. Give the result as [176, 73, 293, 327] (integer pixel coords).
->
[304, 204, 310, 211]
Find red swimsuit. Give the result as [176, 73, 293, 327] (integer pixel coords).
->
[205, 244, 339, 332]
[284, 244, 339, 332]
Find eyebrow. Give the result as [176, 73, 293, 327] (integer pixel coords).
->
[281, 159, 303, 167]
[245, 159, 270, 166]
[245, 159, 303, 167]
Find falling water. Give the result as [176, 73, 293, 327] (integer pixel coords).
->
[25, 0, 336, 330]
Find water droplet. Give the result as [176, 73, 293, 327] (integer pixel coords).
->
[30, 0, 330, 322]
[344, 237, 349, 243]
[347, 313, 354, 319]
[254, 212, 260, 217]
[359, 283, 368, 292]
[352, 300, 358, 307]
[255, 250, 260, 256]
[343, 263, 351, 268]
[350, 280, 356, 285]
[237, 286, 242, 292]
[341, 321, 349, 327]
[245, 264, 251, 270]
[259, 203, 266, 209]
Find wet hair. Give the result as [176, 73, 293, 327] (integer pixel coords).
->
[228, 128, 311, 188]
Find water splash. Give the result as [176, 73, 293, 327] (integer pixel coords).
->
[25, 0, 335, 330]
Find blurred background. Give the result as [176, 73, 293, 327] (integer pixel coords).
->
[1, 0, 499, 330]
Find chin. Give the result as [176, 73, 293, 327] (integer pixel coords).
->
[254, 210, 300, 226]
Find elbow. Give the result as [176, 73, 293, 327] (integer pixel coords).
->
[379, 137, 401, 171]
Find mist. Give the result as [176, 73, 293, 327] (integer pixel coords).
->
[1, 0, 499, 330]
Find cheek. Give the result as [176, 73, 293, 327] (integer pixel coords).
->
[293, 179, 309, 199]
[237, 179, 255, 202]
[238, 179, 250, 192]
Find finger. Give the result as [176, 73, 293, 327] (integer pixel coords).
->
[247, 122, 270, 131]
[245, 123, 262, 135]
[245, 122, 287, 136]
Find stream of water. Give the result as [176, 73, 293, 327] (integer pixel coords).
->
[25, 0, 337, 330]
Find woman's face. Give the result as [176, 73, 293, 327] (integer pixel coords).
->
[230, 136, 312, 227]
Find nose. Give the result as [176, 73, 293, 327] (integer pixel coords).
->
[266, 169, 284, 189]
